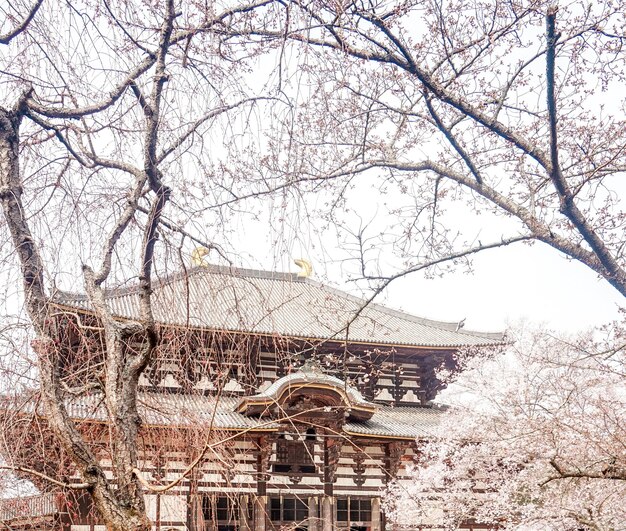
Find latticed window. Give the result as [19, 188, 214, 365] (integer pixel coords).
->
[273, 432, 316, 474]
[336, 498, 372, 523]
[269, 497, 308, 522]
[202, 496, 239, 531]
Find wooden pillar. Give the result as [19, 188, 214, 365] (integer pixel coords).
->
[253, 495, 266, 531]
[323, 437, 331, 496]
[254, 436, 273, 531]
[308, 496, 319, 531]
[155, 494, 161, 531]
[371, 497, 381, 531]
[321, 496, 333, 531]
[322, 430, 339, 531]
[384, 443, 404, 531]
[384, 442, 404, 483]
[323, 435, 339, 496]
[240, 495, 252, 531]
[187, 467, 203, 530]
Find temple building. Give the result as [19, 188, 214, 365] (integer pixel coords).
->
[0, 264, 503, 530]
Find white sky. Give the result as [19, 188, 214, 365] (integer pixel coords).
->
[381, 243, 624, 334]
[223, 172, 624, 336]
[223, 221, 622, 336]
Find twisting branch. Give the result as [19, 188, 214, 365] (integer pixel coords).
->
[135, 205, 232, 264]
[92, 175, 147, 287]
[27, 55, 156, 119]
[543, 8, 626, 294]
[546, 8, 564, 201]
[129, 82, 151, 117]
[144, 0, 175, 191]
[0, 97, 105, 498]
[543, 458, 626, 484]
[294, 234, 529, 356]
[24, 112, 93, 167]
[318, 156, 625, 295]
[0, 0, 43, 44]
[136, 0, 174, 349]
[0, 96, 46, 319]
[157, 98, 272, 163]
[102, 0, 154, 56]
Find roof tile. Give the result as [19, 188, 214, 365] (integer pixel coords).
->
[53, 265, 503, 348]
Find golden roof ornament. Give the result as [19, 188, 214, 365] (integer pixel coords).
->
[294, 258, 313, 278]
[191, 247, 209, 267]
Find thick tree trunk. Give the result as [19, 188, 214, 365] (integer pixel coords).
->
[0, 104, 151, 531]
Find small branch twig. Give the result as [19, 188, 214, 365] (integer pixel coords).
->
[0, 465, 90, 490]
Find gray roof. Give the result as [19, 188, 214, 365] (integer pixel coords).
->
[345, 406, 445, 439]
[19, 391, 443, 440]
[53, 264, 503, 348]
[0, 494, 59, 522]
[65, 393, 274, 431]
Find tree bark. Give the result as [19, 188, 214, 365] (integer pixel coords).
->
[0, 103, 151, 531]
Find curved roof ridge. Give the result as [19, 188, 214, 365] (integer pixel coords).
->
[252, 360, 371, 405]
[236, 360, 376, 421]
[52, 263, 505, 347]
[52, 264, 303, 302]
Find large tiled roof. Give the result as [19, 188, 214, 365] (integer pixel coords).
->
[345, 406, 445, 439]
[17, 391, 443, 440]
[53, 264, 503, 348]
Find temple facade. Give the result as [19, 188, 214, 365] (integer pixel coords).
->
[0, 265, 502, 530]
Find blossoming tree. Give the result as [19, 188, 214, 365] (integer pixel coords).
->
[385, 326, 626, 530]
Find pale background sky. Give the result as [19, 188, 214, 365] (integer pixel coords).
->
[382, 244, 623, 334]
[229, 211, 623, 336]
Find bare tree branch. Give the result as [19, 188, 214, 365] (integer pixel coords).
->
[0, 465, 90, 490]
[0, 0, 43, 45]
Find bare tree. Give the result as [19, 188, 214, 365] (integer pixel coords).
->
[247, 0, 626, 298]
[0, 0, 284, 529]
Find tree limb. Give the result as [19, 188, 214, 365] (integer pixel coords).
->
[423, 92, 483, 184]
[0, 465, 90, 490]
[0, 0, 43, 45]
[543, 458, 626, 484]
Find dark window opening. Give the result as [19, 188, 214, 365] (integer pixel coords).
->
[273, 434, 316, 474]
[202, 496, 239, 531]
[270, 497, 308, 523]
[274, 435, 291, 473]
[336, 498, 371, 523]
